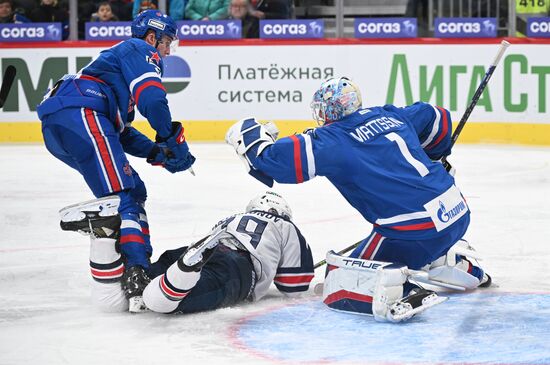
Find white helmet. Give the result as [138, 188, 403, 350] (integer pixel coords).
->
[246, 191, 292, 220]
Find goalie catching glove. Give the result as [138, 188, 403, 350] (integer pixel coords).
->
[225, 117, 279, 187]
[147, 121, 195, 173]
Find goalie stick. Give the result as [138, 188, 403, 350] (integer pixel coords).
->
[0, 65, 16, 109]
[441, 40, 510, 170]
[314, 41, 510, 269]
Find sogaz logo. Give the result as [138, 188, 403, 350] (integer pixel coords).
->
[355, 18, 417, 38]
[434, 17, 497, 38]
[437, 200, 466, 223]
[162, 55, 191, 93]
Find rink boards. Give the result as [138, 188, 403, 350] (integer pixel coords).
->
[1, 38, 550, 145]
[231, 292, 550, 364]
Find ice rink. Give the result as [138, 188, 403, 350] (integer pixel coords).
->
[1, 143, 550, 365]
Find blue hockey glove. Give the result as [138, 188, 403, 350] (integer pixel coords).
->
[148, 122, 196, 173]
[225, 117, 277, 187]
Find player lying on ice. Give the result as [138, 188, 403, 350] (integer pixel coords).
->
[59, 191, 315, 313]
[225, 77, 492, 323]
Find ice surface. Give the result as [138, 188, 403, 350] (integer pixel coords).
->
[1, 143, 549, 365]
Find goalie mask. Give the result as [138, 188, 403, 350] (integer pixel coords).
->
[310, 77, 362, 126]
[246, 191, 292, 220]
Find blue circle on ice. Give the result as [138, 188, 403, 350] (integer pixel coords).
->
[234, 293, 550, 364]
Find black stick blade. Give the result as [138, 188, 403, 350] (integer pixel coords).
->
[0, 65, 17, 108]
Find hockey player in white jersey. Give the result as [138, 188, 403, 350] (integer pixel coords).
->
[60, 191, 314, 313]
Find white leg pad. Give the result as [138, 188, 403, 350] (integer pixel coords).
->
[372, 266, 407, 322]
[428, 262, 480, 290]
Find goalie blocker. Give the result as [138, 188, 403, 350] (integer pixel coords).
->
[322, 251, 447, 322]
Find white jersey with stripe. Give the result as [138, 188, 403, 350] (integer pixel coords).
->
[214, 211, 314, 301]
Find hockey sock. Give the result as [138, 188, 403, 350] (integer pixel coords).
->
[143, 262, 200, 313]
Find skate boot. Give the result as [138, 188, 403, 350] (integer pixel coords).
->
[177, 231, 226, 272]
[121, 265, 151, 313]
[59, 196, 121, 238]
[388, 288, 447, 322]
[479, 273, 492, 288]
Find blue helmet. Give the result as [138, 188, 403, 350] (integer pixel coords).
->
[131, 10, 178, 41]
[310, 77, 362, 125]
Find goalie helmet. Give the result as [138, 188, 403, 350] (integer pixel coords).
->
[131, 10, 178, 41]
[310, 77, 362, 125]
[246, 191, 292, 220]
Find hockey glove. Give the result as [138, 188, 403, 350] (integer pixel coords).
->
[225, 118, 277, 187]
[432, 158, 456, 177]
[148, 122, 196, 173]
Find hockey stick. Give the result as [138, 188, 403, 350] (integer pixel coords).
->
[0, 65, 16, 109]
[313, 240, 361, 269]
[441, 40, 510, 170]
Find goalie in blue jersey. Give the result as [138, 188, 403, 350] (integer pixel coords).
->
[226, 77, 491, 322]
[37, 10, 195, 312]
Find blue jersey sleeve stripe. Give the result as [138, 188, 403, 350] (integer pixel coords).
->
[426, 106, 450, 150]
[420, 104, 441, 148]
[129, 72, 161, 93]
[289, 135, 305, 183]
[303, 133, 316, 179]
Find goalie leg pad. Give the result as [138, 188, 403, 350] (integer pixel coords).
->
[426, 240, 488, 290]
[322, 251, 447, 322]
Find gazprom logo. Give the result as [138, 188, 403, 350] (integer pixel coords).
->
[177, 20, 241, 39]
[162, 55, 191, 94]
[260, 19, 324, 39]
[527, 17, 550, 37]
[437, 200, 466, 223]
[355, 18, 417, 38]
[435, 17, 497, 38]
[86, 22, 132, 40]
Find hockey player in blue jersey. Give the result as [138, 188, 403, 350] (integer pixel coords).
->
[226, 77, 490, 322]
[58, 191, 314, 313]
[37, 10, 195, 312]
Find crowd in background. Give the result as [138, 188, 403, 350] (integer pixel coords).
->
[0, 0, 294, 38]
[1, 0, 549, 39]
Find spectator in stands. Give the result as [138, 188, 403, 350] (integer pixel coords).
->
[133, 0, 184, 20]
[12, 0, 34, 18]
[250, 0, 292, 20]
[91, 1, 120, 21]
[0, 0, 30, 23]
[110, 0, 133, 20]
[228, 0, 259, 38]
[405, 0, 428, 37]
[185, 0, 230, 20]
[30, 0, 69, 39]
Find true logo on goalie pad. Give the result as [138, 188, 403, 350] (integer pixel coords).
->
[341, 258, 383, 270]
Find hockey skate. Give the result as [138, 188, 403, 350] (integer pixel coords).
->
[177, 230, 226, 272]
[59, 196, 121, 238]
[121, 266, 151, 313]
[387, 288, 448, 322]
